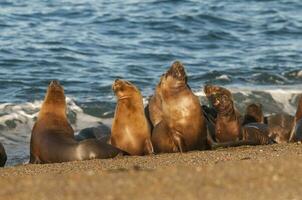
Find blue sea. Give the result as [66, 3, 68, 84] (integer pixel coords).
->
[0, 0, 302, 166]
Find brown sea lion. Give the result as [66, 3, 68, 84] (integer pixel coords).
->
[30, 81, 125, 164]
[243, 102, 299, 143]
[289, 95, 302, 142]
[243, 103, 264, 125]
[265, 113, 294, 143]
[243, 103, 291, 143]
[111, 79, 153, 156]
[148, 61, 207, 153]
[0, 142, 7, 167]
[204, 84, 272, 146]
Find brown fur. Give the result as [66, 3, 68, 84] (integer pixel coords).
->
[204, 84, 271, 145]
[243, 103, 264, 125]
[0, 143, 6, 167]
[289, 95, 302, 142]
[149, 61, 207, 153]
[204, 85, 241, 142]
[242, 103, 291, 143]
[30, 81, 124, 164]
[111, 79, 153, 156]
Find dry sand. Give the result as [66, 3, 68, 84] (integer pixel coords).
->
[1, 143, 302, 200]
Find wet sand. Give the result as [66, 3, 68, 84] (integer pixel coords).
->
[1, 143, 302, 200]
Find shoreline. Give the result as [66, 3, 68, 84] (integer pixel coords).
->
[1, 143, 302, 199]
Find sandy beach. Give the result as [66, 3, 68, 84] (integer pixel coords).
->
[0, 143, 301, 200]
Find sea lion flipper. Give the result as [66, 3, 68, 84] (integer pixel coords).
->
[144, 138, 154, 155]
[29, 153, 41, 164]
[172, 131, 186, 153]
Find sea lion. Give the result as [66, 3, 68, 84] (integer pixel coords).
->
[111, 79, 153, 156]
[265, 113, 294, 143]
[0, 142, 7, 167]
[289, 95, 302, 142]
[204, 84, 272, 146]
[243, 103, 291, 143]
[75, 123, 111, 142]
[30, 80, 125, 164]
[243, 103, 264, 125]
[148, 61, 207, 153]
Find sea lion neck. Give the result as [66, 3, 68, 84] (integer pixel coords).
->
[167, 83, 188, 93]
[38, 86, 67, 120]
[38, 102, 67, 120]
[216, 103, 236, 118]
[166, 61, 187, 81]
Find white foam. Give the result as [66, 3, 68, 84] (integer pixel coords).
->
[194, 85, 302, 115]
[298, 70, 302, 78]
[216, 74, 231, 81]
[0, 97, 108, 136]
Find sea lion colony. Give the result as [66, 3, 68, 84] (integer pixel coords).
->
[0, 61, 301, 166]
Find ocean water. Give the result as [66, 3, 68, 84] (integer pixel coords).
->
[0, 0, 302, 166]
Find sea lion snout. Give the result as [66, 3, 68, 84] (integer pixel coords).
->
[112, 79, 122, 91]
[50, 80, 60, 86]
[167, 61, 186, 80]
[204, 84, 213, 96]
[49, 80, 63, 91]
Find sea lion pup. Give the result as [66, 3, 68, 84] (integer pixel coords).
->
[75, 124, 111, 142]
[0, 142, 7, 167]
[289, 95, 302, 142]
[111, 79, 153, 156]
[30, 81, 124, 164]
[265, 113, 294, 143]
[204, 84, 272, 146]
[243, 103, 290, 143]
[148, 61, 207, 153]
[243, 103, 264, 125]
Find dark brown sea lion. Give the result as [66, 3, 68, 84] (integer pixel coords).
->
[289, 95, 302, 142]
[148, 61, 207, 153]
[75, 123, 111, 142]
[242, 103, 291, 143]
[204, 84, 272, 146]
[0, 142, 7, 167]
[111, 79, 153, 156]
[265, 113, 294, 143]
[30, 81, 125, 164]
[243, 103, 264, 125]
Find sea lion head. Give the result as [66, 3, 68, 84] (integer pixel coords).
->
[39, 80, 66, 117]
[159, 61, 187, 89]
[244, 103, 264, 124]
[204, 84, 234, 114]
[112, 79, 141, 100]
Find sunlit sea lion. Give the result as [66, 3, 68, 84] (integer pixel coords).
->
[204, 84, 272, 146]
[30, 81, 124, 164]
[111, 79, 153, 156]
[148, 61, 207, 153]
